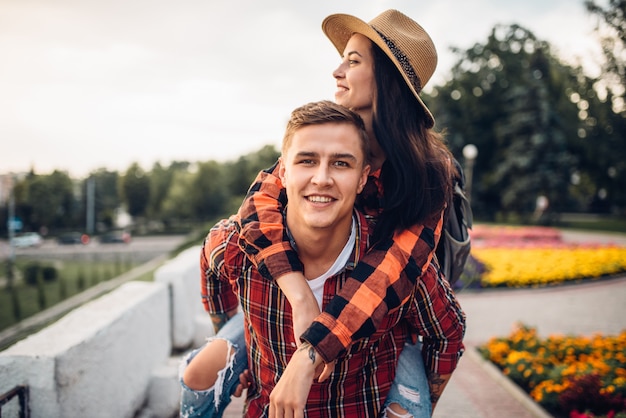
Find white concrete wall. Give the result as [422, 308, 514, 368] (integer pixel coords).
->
[154, 245, 214, 350]
[0, 281, 171, 418]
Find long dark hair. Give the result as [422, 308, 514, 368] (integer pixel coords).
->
[370, 42, 453, 241]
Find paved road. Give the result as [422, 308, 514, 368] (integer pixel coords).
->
[0, 235, 187, 261]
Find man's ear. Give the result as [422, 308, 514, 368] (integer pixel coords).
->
[357, 164, 370, 194]
[278, 157, 287, 184]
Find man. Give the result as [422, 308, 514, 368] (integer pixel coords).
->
[199, 100, 429, 416]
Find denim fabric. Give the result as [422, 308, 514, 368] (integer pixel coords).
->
[383, 340, 432, 418]
[179, 312, 247, 418]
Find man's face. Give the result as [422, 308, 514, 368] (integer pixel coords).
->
[280, 122, 369, 231]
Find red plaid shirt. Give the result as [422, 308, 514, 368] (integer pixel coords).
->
[202, 213, 414, 416]
[236, 161, 465, 376]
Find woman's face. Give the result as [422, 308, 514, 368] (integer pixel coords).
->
[333, 33, 376, 115]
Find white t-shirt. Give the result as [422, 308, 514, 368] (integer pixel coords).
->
[306, 217, 357, 310]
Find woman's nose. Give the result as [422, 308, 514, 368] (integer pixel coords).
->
[333, 63, 345, 79]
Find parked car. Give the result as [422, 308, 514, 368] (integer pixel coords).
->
[12, 232, 43, 248]
[98, 231, 131, 244]
[57, 232, 90, 245]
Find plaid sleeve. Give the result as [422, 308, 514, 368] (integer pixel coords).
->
[235, 160, 304, 280]
[302, 210, 445, 362]
[409, 263, 466, 375]
[201, 216, 242, 314]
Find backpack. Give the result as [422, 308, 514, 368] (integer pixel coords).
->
[435, 159, 473, 286]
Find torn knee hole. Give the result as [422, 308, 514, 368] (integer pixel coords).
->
[385, 403, 413, 418]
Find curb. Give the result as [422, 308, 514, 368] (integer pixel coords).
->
[466, 347, 554, 418]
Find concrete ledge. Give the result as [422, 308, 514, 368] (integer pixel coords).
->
[140, 356, 182, 418]
[0, 281, 171, 418]
[154, 245, 212, 349]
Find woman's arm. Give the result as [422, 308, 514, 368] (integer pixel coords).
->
[236, 161, 303, 280]
[236, 161, 321, 341]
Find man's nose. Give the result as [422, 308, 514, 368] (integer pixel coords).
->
[312, 165, 333, 186]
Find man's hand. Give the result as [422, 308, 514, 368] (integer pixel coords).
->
[269, 342, 323, 418]
[275, 272, 320, 345]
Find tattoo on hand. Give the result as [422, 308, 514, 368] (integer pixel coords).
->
[297, 342, 317, 364]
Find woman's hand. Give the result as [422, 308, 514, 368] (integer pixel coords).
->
[233, 369, 253, 397]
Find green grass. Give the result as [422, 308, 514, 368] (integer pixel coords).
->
[556, 217, 626, 234]
[477, 214, 626, 234]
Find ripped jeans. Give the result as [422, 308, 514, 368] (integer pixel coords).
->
[179, 312, 431, 418]
[179, 312, 248, 418]
[382, 340, 432, 418]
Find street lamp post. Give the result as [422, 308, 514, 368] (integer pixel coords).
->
[462, 144, 478, 202]
[6, 175, 16, 282]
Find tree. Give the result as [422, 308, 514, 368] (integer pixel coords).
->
[119, 163, 150, 219]
[223, 145, 280, 197]
[84, 169, 121, 229]
[147, 161, 189, 220]
[24, 171, 75, 230]
[585, 0, 626, 213]
[190, 161, 228, 220]
[160, 170, 195, 222]
[426, 24, 613, 221]
[586, 0, 626, 113]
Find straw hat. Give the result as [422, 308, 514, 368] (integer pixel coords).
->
[322, 9, 437, 128]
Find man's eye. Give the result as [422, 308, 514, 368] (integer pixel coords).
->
[334, 161, 350, 168]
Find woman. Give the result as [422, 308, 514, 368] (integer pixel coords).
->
[181, 10, 465, 418]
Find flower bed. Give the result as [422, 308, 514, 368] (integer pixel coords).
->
[479, 323, 626, 418]
[463, 226, 626, 288]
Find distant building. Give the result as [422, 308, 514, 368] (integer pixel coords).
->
[0, 172, 28, 205]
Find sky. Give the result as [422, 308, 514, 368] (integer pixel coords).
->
[0, 0, 603, 178]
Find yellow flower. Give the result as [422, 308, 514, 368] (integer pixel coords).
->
[473, 246, 626, 287]
[480, 323, 626, 413]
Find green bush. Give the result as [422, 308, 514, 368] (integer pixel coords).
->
[23, 263, 40, 286]
[23, 263, 58, 285]
[42, 266, 58, 282]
